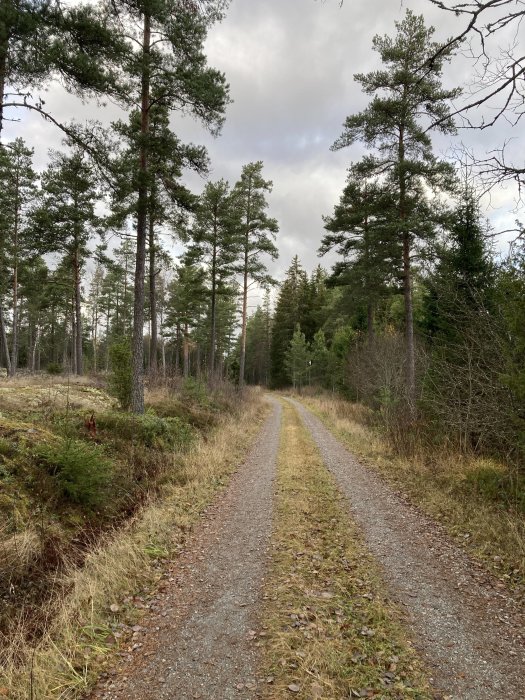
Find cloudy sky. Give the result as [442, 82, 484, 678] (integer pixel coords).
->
[5, 0, 524, 289]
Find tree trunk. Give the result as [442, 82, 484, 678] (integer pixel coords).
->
[0, 305, 11, 375]
[175, 324, 180, 374]
[73, 247, 83, 375]
[367, 302, 375, 348]
[131, 10, 151, 414]
[183, 323, 189, 379]
[31, 327, 41, 373]
[238, 258, 248, 387]
[10, 177, 19, 376]
[148, 209, 158, 373]
[398, 115, 416, 413]
[209, 227, 218, 381]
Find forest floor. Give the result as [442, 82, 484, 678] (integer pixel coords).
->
[87, 396, 524, 700]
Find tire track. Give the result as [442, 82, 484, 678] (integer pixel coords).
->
[92, 397, 282, 700]
[289, 397, 525, 700]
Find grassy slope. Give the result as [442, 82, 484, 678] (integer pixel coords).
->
[261, 401, 431, 700]
[299, 394, 525, 599]
[0, 377, 268, 699]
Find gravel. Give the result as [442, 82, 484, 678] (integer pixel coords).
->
[289, 398, 525, 700]
[91, 398, 282, 700]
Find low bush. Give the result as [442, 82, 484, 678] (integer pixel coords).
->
[36, 439, 114, 508]
[108, 342, 132, 410]
[97, 411, 194, 450]
[465, 465, 525, 514]
[46, 362, 62, 375]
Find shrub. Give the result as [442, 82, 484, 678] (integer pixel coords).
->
[46, 362, 62, 375]
[108, 341, 132, 410]
[37, 439, 114, 508]
[97, 411, 194, 450]
[465, 465, 525, 514]
[180, 377, 210, 407]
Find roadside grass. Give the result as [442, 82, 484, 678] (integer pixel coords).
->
[0, 387, 268, 700]
[261, 401, 431, 700]
[299, 394, 525, 595]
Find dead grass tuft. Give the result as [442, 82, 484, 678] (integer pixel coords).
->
[261, 401, 431, 700]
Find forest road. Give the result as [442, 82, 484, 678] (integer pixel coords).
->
[91, 397, 281, 700]
[288, 397, 525, 700]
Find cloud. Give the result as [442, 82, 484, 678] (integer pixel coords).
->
[4, 0, 523, 292]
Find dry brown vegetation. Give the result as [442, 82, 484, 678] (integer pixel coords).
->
[0, 377, 266, 699]
[261, 401, 431, 699]
[299, 394, 525, 598]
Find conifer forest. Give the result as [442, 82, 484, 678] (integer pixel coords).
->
[1, 2, 525, 699]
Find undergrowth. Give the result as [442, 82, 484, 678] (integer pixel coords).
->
[0, 378, 265, 699]
[261, 401, 431, 699]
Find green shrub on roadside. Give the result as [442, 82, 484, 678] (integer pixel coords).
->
[37, 439, 114, 508]
[108, 341, 132, 410]
[97, 411, 194, 450]
[180, 377, 210, 407]
[465, 465, 525, 514]
[46, 362, 62, 375]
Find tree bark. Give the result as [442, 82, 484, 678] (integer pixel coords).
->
[183, 323, 189, 379]
[398, 110, 416, 413]
[0, 305, 11, 375]
[209, 227, 217, 381]
[131, 10, 151, 414]
[73, 246, 83, 375]
[367, 303, 375, 348]
[238, 179, 252, 388]
[10, 170, 19, 376]
[148, 208, 158, 373]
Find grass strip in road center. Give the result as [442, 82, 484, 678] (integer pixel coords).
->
[260, 401, 431, 700]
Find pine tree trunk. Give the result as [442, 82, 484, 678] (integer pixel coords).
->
[398, 117, 416, 413]
[183, 323, 189, 379]
[10, 180, 19, 376]
[32, 327, 41, 373]
[403, 231, 416, 409]
[239, 260, 248, 387]
[175, 323, 180, 374]
[209, 233, 217, 380]
[73, 247, 83, 375]
[0, 305, 11, 375]
[131, 10, 151, 414]
[148, 210, 158, 373]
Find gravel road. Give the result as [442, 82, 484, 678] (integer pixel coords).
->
[91, 397, 281, 700]
[289, 397, 525, 700]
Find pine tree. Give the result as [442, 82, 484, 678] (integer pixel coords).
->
[232, 161, 279, 387]
[187, 179, 239, 379]
[31, 149, 100, 375]
[0, 137, 37, 375]
[165, 258, 208, 379]
[321, 166, 398, 346]
[106, 0, 229, 412]
[332, 10, 459, 411]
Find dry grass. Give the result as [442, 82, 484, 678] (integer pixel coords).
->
[261, 401, 431, 700]
[0, 378, 113, 415]
[300, 394, 525, 596]
[0, 389, 268, 700]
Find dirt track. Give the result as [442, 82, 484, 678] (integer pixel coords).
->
[289, 397, 525, 700]
[91, 396, 525, 700]
[91, 398, 281, 700]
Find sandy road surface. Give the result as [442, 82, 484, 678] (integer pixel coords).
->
[290, 397, 525, 700]
[91, 398, 281, 700]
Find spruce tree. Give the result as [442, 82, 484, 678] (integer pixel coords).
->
[332, 10, 458, 411]
[284, 325, 311, 391]
[270, 257, 310, 388]
[231, 161, 278, 387]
